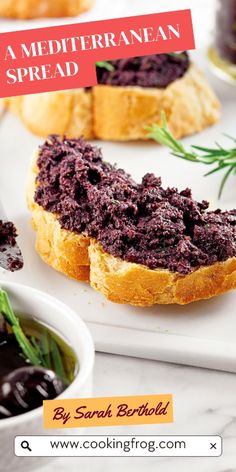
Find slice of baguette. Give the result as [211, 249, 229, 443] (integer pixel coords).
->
[3, 90, 94, 139]
[27, 152, 90, 281]
[31, 207, 90, 281]
[93, 65, 220, 141]
[89, 241, 236, 306]
[3, 64, 220, 142]
[28, 150, 236, 306]
[0, 0, 94, 19]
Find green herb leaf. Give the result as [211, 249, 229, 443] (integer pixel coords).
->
[0, 289, 19, 326]
[31, 335, 46, 367]
[96, 61, 114, 72]
[40, 330, 52, 370]
[0, 289, 41, 366]
[146, 112, 236, 198]
[50, 337, 67, 384]
[0, 289, 69, 383]
[12, 325, 41, 366]
[166, 52, 187, 60]
[0, 289, 42, 365]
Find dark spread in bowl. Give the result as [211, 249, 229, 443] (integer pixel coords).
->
[96, 53, 190, 88]
[35, 136, 236, 275]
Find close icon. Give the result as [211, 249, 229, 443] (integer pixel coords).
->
[210, 442, 217, 450]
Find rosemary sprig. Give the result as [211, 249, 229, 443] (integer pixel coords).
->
[96, 61, 114, 72]
[50, 337, 67, 384]
[166, 52, 187, 60]
[40, 330, 52, 369]
[31, 335, 45, 366]
[0, 289, 41, 366]
[0, 289, 68, 381]
[146, 112, 236, 198]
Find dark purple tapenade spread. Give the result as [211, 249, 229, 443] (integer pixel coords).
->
[0, 221, 17, 247]
[0, 221, 23, 272]
[96, 53, 190, 88]
[35, 136, 236, 275]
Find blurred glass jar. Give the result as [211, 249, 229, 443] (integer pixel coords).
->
[208, 0, 236, 83]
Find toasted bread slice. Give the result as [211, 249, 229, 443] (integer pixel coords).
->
[3, 90, 94, 139]
[3, 64, 220, 141]
[28, 151, 236, 306]
[93, 65, 220, 141]
[27, 152, 90, 281]
[89, 241, 236, 306]
[0, 0, 94, 19]
[31, 207, 90, 281]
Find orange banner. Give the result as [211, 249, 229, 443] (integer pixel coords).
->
[44, 394, 173, 429]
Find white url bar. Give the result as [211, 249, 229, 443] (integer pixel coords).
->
[15, 435, 222, 457]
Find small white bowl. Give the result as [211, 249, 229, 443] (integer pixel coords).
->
[0, 281, 94, 472]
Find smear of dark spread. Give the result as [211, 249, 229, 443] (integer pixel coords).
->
[96, 53, 190, 88]
[35, 136, 236, 275]
[0, 221, 23, 272]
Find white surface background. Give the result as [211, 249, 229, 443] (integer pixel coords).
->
[1, 0, 236, 471]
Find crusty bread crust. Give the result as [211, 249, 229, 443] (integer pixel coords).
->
[89, 241, 236, 306]
[3, 90, 94, 139]
[3, 64, 220, 141]
[31, 207, 90, 281]
[93, 65, 220, 141]
[27, 152, 90, 281]
[28, 151, 236, 305]
[0, 0, 94, 19]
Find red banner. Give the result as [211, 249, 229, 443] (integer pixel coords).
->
[0, 10, 195, 98]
